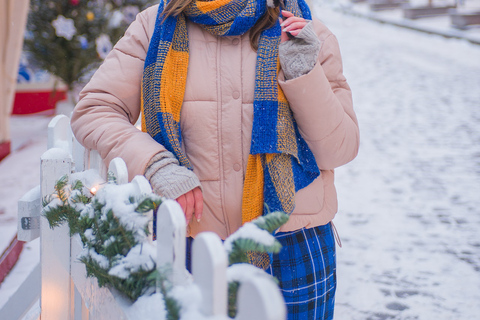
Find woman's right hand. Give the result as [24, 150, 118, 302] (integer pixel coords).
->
[176, 186, 203, 224]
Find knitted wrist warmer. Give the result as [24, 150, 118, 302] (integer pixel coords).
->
[144, 150, 201, 199]
[279, 21, 321, 80]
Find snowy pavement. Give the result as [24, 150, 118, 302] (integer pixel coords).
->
[312, 2, 480, 319]
[0, 115, 49, 314]
[336, 0, 480, 45]
[0, 115, 50, 253]
[1, 3, 480, 319]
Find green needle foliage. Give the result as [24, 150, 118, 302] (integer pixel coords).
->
[156, 268, 181, 320]
[228, 281, 240, 318]
[42, 175, 90, 232]
[42, 174, 163, 301]
[43, 174, 288, 316]
[227, 211, 289, 266]
[252, 210, 289, 234]
[225, 211, 289, 318]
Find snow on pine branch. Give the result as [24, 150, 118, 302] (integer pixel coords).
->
[42, 171, 162, 301]
[42, 170, 290, 319]
[223, 211, 289, 266]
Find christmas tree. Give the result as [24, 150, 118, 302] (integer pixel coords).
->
[24, 0, 157, 92]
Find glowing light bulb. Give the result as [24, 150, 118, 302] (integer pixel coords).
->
[90, 186, 98, 195]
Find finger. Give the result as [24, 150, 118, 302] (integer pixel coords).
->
[281, 10, 294, 17]
[280, 30, 289, 43]
[279, 17, 293, 42]
[279, 17, 289, 43]
[176, 194, 186, 213]
[193, 187, 204, 222]
[185, 190, 195, 224]
[282, 21, 308, 33]
[280, 16, 305, 28]
[287, 28, 303, 37]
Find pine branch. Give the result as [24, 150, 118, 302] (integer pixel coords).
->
[156, 271, 181, 320]
[42, 174, 177, 308]
[43, 205, 70, 229]
[228, 238, 282, 265]
[228, 281, 240, 318]
[226, 211, 288, 266]
[136, 196, 162, 214]
[71, 179, 84, 191]
[252, 211, 289, 234]
[107, 171, 117, 184]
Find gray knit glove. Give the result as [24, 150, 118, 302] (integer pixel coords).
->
[279, 21, 321, 80]
[144, 150, 201, 199]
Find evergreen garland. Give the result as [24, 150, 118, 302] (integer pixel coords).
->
[43, 174, 163, 301]
[226, 211, 289, 265]
[156, 269, 182, 320]
[24, 0, 157, 91]
[228, 281, 240, 318]
[43, 174, 289, 318]
[224, 210, 289, 318]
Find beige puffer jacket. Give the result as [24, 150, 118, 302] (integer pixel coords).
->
[71, 5, 359, 239]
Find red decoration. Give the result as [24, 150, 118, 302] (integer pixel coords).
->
[0, 236, 25, 284]
[0, 141, 10, 162]
[70, 0, 80, 5]
[13, 89, 66, 115]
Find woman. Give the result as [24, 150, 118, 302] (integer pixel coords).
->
[71, 0, 359, 318]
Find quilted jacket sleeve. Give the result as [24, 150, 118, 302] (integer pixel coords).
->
[71, 6, 164, 181]
[278, 19, 359, 170]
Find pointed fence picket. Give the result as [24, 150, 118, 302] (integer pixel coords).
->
[11, 114, 287, 320]
[192, 232, 228, 316]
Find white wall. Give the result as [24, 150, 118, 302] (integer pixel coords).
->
[0, 0, 29, 144]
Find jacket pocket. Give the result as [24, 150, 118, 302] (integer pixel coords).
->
[291, 174, 325, 215]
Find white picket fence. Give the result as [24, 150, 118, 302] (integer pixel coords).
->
[12, 115, 286, 320]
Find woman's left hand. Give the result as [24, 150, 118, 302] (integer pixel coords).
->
[279, 10, 307, 43]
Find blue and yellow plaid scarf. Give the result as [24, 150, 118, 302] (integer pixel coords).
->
[142, 0, 320, 223]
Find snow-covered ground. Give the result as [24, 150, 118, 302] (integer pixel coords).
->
[0, 115, 50, 253]
[1, 3, 480, 319]
[311, 2, 480, 319]
[0, 115, 49, 315]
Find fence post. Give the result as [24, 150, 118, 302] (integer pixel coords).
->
[130, 175, 152, 194]
[235, 276, 287, 320]
[47, 115, 72, 153]
[72, 136, 85, 173]
[40, 148, 72, 320]
[156, 200, 188, 285]
[109, 157, 155, 242]
[17, 185, 41, 242]
[192, 232, 228, 317]
[88, 149, 107, 179]
[130, 174, 154, 241]
[108, 157, 128, 185]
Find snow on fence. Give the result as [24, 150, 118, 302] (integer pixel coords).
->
[14, 115, 286, 320]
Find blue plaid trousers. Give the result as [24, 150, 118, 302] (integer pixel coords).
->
[184, 223, 336, 320]
[266, 223, 337, 320]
